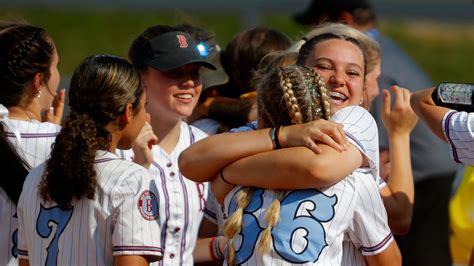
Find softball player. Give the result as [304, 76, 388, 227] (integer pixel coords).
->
[220, 66, 393, 265]
[17, 55, 163, 265]
[123, 25, 218, 265]
[0, 23, 63, 266]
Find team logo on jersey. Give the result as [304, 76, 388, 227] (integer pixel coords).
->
[176, 34, 188, 48]
[138, 191, 159, 221]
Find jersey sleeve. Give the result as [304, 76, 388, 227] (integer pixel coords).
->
[111, 167, 163, 261]
[442, 110, 474, 166]
[332, 106, 380, 179]
[17, 185, 28, 260]
[347, 172, 393, 256]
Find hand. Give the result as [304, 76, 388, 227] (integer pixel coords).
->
[381, 86, 418, 136]
[132, 114, 158, 168]
[278, 119, 349, 154]
[43, 88, 65, 124]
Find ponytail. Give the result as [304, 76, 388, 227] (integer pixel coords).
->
[39, 112, 110, 208]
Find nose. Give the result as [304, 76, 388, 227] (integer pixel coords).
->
[329, 70, 345, 87]
[180, 76, 198, 89]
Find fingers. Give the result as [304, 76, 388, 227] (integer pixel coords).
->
[46, 88, 65, 124]
[53, 88, 66, 122]
[382, 89, 391, 116]
[146, 113, 151, 123]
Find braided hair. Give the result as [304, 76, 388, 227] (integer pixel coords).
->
[224, 65, 332, 264]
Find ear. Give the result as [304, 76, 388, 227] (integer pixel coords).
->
[33, 72, 43, 89]
[118, 103, 134, 129]
[339, 11, 356, 26]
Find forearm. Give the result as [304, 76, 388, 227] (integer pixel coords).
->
[193, 237, 225, 263]
[410, 88, 450, 141]
[381, 132, 414, 235]
[224, 145, 362, 189]
[179, 129, 273, 182]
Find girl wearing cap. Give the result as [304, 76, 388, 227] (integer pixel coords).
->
[0, 22, 64, 265]
[179, 23, 402, 265]
[123, 24, 217, 265]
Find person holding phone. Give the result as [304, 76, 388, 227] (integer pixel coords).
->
[411, 84, 474, 266]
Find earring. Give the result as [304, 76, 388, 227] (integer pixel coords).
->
[34, 90, 41, 98]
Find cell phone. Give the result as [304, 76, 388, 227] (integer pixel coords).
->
[431, 83, 474, 112]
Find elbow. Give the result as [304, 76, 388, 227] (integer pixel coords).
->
[305, 158, 339, 187]
[178, 152, 201, 182]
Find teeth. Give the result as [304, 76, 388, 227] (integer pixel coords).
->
[329, 91, 347, 100]
[175, 94, 192, 99]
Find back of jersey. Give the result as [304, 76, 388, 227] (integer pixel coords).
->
[17, 151, 163, 265]
[223, 171, 391, 265]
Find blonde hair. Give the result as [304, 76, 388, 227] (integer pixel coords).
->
[292, 22, 380, 73]
[223, 65, 331, 264]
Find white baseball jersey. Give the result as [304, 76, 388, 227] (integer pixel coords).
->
[17, 151, 163, 265]
[442, 110, 474, 166]
[0, 119, 60, 266]
[223, 106, 392, 265]
[118, 121, 210, 265]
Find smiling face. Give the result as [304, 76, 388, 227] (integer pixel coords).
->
[141, 63, 203, 121]
[303, 38, 365, 113]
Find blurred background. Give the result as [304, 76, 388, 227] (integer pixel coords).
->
[1, 0, 473, 85]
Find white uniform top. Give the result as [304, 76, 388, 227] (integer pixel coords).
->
[442, 110, 474, 166]
[223, 106, 392, 265]
[119, 121, 209, 265]
[0, 119, 60, 266]
[17, 151, 163, 265]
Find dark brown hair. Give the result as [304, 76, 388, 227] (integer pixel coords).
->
[40, 55, 143, 208]
[0, 22, 54, 204]
[220, 27, 292, 98]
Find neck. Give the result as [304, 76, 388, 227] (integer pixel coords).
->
[8, 105, 41, 121]
[150, 115, 182, 154]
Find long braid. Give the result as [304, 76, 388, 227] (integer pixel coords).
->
[223, 187, 254, 265]
[257, 190, 286, 254]
[280, 68, 303, 124]
[250, 64, 331, 258]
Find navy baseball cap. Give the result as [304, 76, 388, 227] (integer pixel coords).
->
[142, 31, 216, 71]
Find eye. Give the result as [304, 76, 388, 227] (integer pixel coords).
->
[315, 64, 332, 70]
[347, 70, 361, 77]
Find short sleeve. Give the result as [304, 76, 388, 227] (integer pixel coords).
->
[17, 188, 28, 260]
[347, 173, 393, 256]
[332, 106, 379, 179]
[442, 110, 474, 166]
[111, 168, 163, 261]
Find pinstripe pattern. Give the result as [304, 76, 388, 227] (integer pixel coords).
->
[222, 106, 391, 265]
[442, 110, 474, 165]
[17, 151, 163, 265]
[0, 119, 60, 266]
[119, 121, 210, 265]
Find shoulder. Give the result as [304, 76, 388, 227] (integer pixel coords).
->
[182, 121, 208, 141]
[332, 106, 377, 137]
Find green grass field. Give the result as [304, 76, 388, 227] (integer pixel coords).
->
[1, 7, 473, 85]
